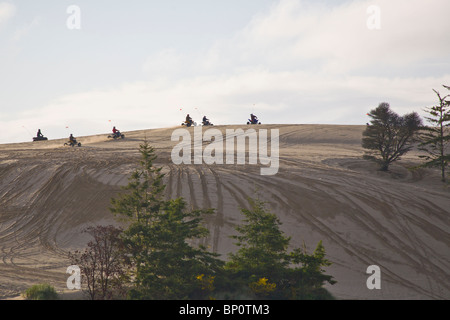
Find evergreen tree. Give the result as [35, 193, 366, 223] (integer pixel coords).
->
[110, 141, 165, 225]
[126, 198, 222, 300]
[228, 197, 290, 278]
[110, 140, 222, 299]
[362, 103, 423, 171]
[417, 85, 450, 182]
[224, 197, 336, 300]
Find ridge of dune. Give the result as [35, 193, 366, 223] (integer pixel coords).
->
[0, 124, 449, 300]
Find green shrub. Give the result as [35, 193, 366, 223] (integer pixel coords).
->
[23, 283, 59, 300]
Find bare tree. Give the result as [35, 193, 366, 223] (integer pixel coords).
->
[68, 225, 130, 300]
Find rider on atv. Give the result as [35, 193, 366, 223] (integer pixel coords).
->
[69, 134, 77, 144]
[202, 116, 212, 126]
[65, 134, 81, 147]
[33, 129, 48, 141]
[186, 114, 194, 126]
[250, 114, 258, 124]
[112, 126, 121, 139]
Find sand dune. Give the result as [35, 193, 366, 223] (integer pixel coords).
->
[0, 124, 449, 300]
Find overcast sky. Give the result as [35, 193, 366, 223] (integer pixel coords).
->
[1, 0, 449, 143]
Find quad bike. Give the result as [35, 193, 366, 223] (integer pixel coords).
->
[247, 118, 261, 125]
[108, 132, 125, 140]
[202, 120, 213, 126]
[64, 140, 82, 147]
[33, 136, 48, 142]
[181, 120, 197, 127]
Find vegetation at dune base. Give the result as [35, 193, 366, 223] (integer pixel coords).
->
[68, 140, 336, 300]
[362, 102, 423, 172]
[23, 283, 59, 300]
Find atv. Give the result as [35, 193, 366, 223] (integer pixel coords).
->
[33, 136, 48, 142]
[247, 118, 261, 125]
[181, 120, 197, 127]
[64, 140, 82, 147]
[108, 132, 125, 140]
[202, 120, 213, 126]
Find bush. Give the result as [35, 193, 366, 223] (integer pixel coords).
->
[23, 283, 59, 300]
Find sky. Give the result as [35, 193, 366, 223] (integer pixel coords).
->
[1, 0, 449, 143]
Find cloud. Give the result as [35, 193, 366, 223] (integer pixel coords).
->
[201, 0, 450, 75]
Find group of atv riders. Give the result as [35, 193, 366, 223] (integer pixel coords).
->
[183, 113, 260, 127]
[33, 127, 123, 147]
[67, 127, 123, 146]
[183, 114, 211, 127]
[33, 113, 261, 146]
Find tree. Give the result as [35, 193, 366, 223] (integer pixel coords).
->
[110, 140, 223, 300]
[224, 197, 336, 300]
[68, 225, 129, 300]
[417, 85, 450, 182]
[125, 198, 223, 300]
[110, 141, 166, 225]
[109, 140, 166, 295]
[362, 103, 423, 171]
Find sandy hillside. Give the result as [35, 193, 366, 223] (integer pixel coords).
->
[0, 124, 449, 300]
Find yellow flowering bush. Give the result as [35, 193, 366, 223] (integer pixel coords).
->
[249, 277, 276, 297]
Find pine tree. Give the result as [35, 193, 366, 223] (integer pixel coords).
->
[110, 140, 222, 299]
[110, 140, 165, 224]
[227, 197, 291, 279]
[126, 198, 222, 300]
[362, 103, 423, 171]
[225, 197, 336, 299]
[418, 85, 450, 182]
